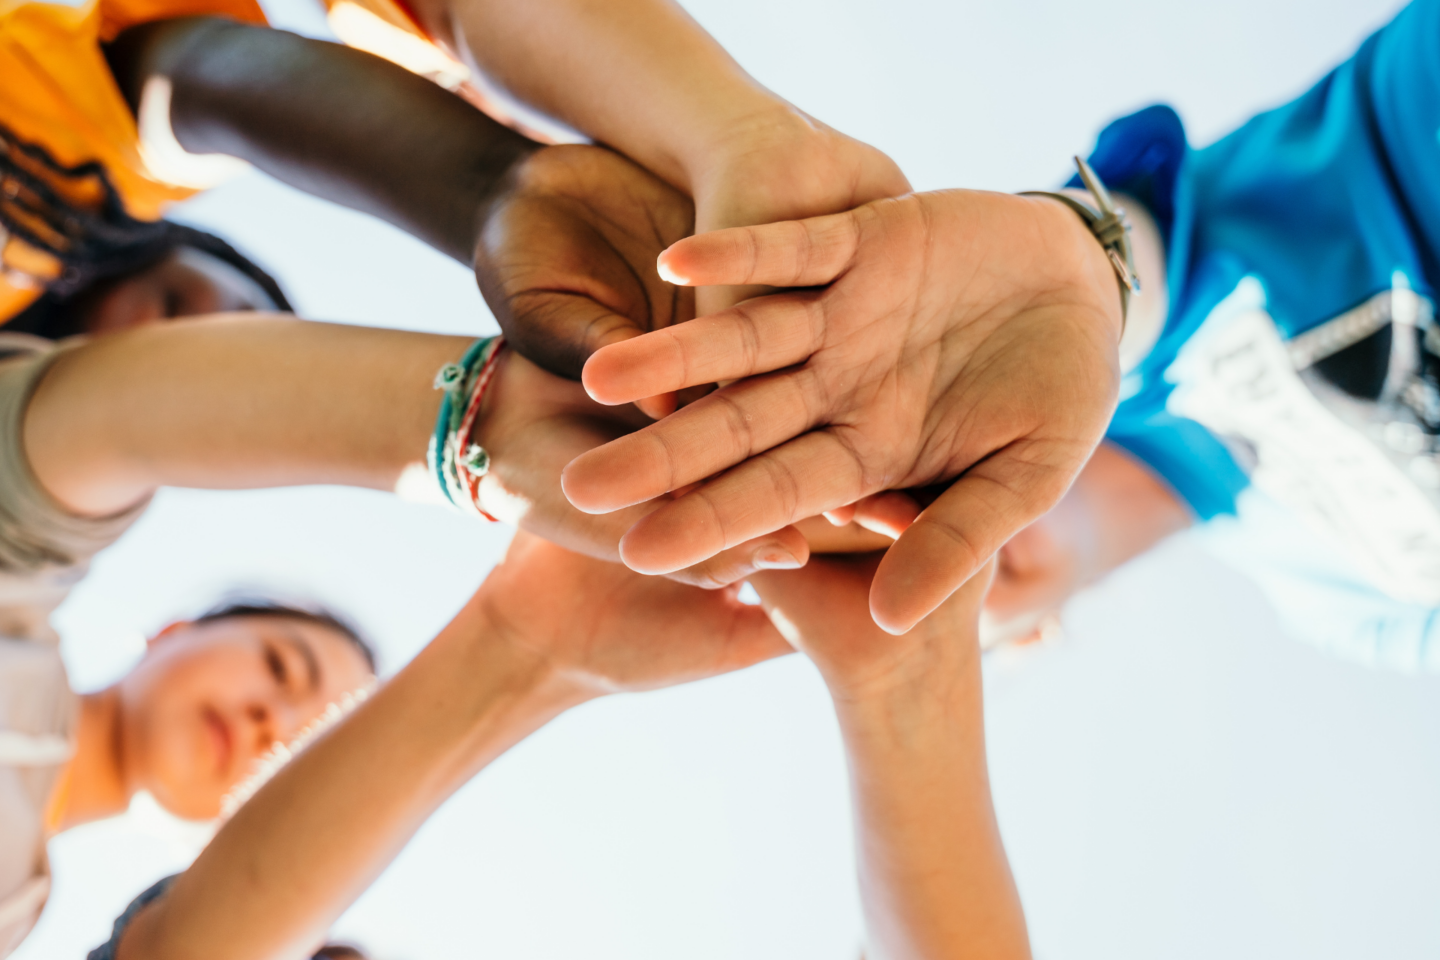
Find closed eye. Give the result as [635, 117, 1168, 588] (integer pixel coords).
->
[265, 645, 289, 687]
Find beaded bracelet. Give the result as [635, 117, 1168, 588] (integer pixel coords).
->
[429, 335, 506, 521]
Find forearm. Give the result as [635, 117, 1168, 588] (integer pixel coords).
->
[116, 594, 580, 960]
[23, 314, 470, 516]
[419, 0, 794, 193]
[835, 667, 1030, 960]
[106, 18, 539, 263]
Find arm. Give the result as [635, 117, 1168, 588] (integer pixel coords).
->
[104, 17, 537, 265]
[411, 0, 785, 196]
[24, 314, 470, 514]
[114, 532, 790, 960]
[21, 315, 823, 584]
[411, 0, 910, 319]
[106, 18, 715, 382]
[750, 557, 1029, 959]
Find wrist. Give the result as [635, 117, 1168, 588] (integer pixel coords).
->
[679, 99, 816, 199]
[466, 579, 602, 712]
[830, 663, 977, 754]
[1028, 193, 1127, 347]
[824, 639, 980, 726]
[421, 593, 589, 779]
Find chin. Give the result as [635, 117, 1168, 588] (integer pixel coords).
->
[146, 737, 229, 820]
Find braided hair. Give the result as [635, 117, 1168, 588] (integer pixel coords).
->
[0, 121, 290, 339]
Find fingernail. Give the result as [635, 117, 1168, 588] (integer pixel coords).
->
[656, 258, 690, 286]
[752, 545, 802, 570]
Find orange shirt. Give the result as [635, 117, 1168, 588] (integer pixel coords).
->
[0, 0, 268, 320]
[0, 0, 492, 324]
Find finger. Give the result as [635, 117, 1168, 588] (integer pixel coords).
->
[869, 444, 1078, 635]
[497, 292, 651, 380]
[562, 370, 820, 514]
[634, 393, 678, 420]
[663, 525, 810, 589]
[851, 491, 922, 539]
[719, 602, 800, 669]
[823, 504, 857, 526]
[657, 210, 863, 288]
[581, 292, 825, 405]
[617, 430, 869, 575]
[794, 515, 895, 554]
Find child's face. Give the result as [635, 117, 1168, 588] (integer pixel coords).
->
[114, 615, 375, 820]
[75, 245, 278, 335]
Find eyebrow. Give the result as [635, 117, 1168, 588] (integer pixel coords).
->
[276, 624, 322, 694]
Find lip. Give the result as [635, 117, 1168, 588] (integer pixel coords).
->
[202, 706, 234, 778]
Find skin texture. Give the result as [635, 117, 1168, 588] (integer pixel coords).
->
[63, 616, 374, 827]
[114, 533, 792, 960]
[569, 190, 1123, 634]
[405, 0, 911, 393]
[101, 17, 712, 385]
[472, 144, 697, 379]
[105, 18, 536, 268]
[751, 555, 1030, 959]
[21, 314, 863, 588]
[115, 535, 1034, 960]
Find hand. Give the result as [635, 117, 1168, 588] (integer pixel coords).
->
[474, 144, 696, 393]
[478, 530, 793, 698]
[471, 350, 814, 587]
[565, 189, 1122, 634]
[686, 111, 911, 315]
[749, 552, 993, 703]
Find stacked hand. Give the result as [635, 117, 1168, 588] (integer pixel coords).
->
[478, 530, 793, 699]
[468, 350, 889, 587]
[467, 113, 1119, 638]
[750, 551, 994, 703]
[473, 144, 697, 381]
[563, 190, 1124, 633]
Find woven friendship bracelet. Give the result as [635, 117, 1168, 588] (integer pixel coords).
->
[1021, 155, 1139, 330]
[429, 335, 507, 521]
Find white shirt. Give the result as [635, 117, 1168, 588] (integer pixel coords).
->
[0, 335, 147, 955]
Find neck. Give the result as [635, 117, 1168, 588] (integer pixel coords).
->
[58, 689, 132, 831]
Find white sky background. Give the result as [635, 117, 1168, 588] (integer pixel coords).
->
[16, 0, 1440, 957]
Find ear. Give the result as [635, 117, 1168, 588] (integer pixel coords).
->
[146, 620, 195, 649]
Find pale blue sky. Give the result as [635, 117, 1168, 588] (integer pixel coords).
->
[19, 1, 1440, 958]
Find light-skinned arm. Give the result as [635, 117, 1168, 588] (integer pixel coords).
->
[750, 555, 1030, 960]
[21, 314, 842, 585]
[114, 531, 792, 960]
[405, 0, 911, 346]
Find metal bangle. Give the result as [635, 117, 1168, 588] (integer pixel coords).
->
[1020, 155, 1139, 329]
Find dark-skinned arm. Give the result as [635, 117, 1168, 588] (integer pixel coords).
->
[104, 17, 537, 265]
[104, 18, 708, 382]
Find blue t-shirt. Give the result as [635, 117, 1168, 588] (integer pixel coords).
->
[1083, 0, 1440, 670]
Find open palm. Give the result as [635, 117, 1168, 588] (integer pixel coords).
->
[566, 189, 1122, 633]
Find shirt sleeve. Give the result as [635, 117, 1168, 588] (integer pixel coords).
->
[0, 340, 150, 642]
[1366, 0, 1440, 278]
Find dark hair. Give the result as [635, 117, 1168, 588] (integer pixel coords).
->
[312, 946, 370, 960]
[0, 121, 291, 339]
[195, 598, 378, 675]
